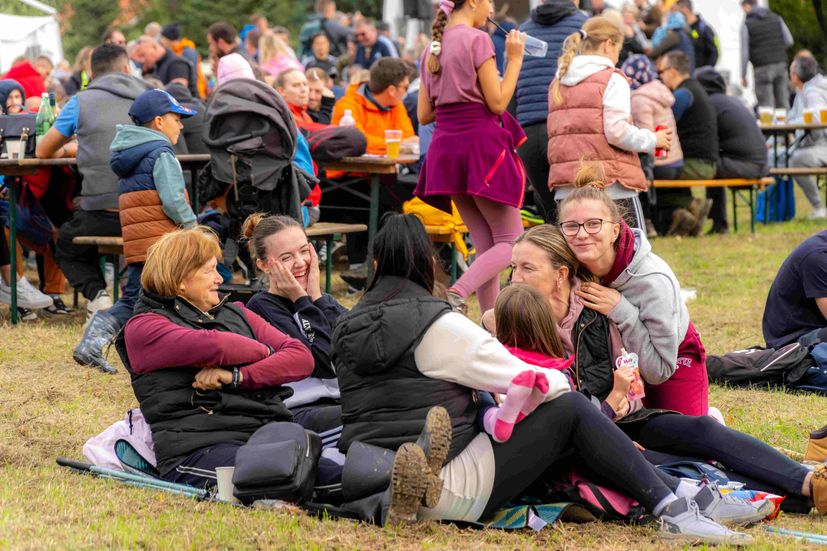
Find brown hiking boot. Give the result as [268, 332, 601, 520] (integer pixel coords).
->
[812, 465, 827, 514]
[415, 406, 452, 507]
[386, 443, 438, 525]
[667, 209, 697, 236]
[806, 424, 827, 464]
[688, 198, 713, 237]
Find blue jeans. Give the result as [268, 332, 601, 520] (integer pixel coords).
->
[106, 263, 143, 329]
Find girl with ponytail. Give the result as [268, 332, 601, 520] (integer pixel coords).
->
[547, 16, 673, 227]
[414, 0, 528, 314]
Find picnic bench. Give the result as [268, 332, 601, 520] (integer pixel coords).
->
[71, 222, 367, 303]
[652, 177, 774, 234]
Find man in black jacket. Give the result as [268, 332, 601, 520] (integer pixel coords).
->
[674, 0, 718, 68]
[740, 0, 793, 109]
[696, 67, 768, 233]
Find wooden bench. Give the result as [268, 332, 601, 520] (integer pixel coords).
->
[652, 177, 774, 234]
[73, 222, 367, 297]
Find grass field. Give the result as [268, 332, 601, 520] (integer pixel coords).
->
[1, 206, 827, 549]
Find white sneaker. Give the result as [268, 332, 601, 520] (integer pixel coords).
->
[0, 277, 54, 309]
[86, 289, 113, 319]
[693, 483, 774, 526]
[658, 496, 754, 545]
[809, 207, 827, 220]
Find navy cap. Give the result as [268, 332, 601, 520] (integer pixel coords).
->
[129, 88, 196, 125]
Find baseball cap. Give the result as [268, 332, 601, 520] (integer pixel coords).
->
[129, 88, 196, 125]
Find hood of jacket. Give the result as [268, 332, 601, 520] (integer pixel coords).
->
[333, 277, 450, 377]
[746, 6, 772, 20]
[86, 72, 151, 101]
[559, 55, 615, 86]
[0, 79, 25, 114]
[803, 73, 827, 101]
[695, 67, 727, 95]
[109, 125, 172, 177]
[342, 82, 390, 114]
[634, 79, 676, 108]
[531, 0, 578, 25]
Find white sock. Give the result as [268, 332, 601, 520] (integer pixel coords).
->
[653, 492, 680, 517]
[675, 479, 702, 498]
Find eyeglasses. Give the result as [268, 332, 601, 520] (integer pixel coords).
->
[559, 218, 614, 236]
[657, 66, 673, 76]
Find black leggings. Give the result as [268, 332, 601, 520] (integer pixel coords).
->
[480, 392, 677, 518]
[621, 414, 810, 498]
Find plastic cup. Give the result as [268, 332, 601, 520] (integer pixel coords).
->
[215, 466, 240, 503]
[774, 108, 786, 124]
[523, 34, 548, 57]
[385, 129, 402, 159]
[820, 108, 827, 125]
[757, 106, 773, 124]
[4, 139, 20, 159]
[804, 109, 816, 125]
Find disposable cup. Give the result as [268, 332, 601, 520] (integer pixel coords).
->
[774, 108, 786, 124]
[820, 108, 827, 125]
[385, 129, 402, 159]
[215, 466, 240, 503]
[757, 106, 773, 124]
[804, 109, 816, 125]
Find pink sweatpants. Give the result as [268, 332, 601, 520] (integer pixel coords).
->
[450, 195, 524, 312]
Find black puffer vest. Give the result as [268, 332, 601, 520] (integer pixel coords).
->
[745, 10, 789, 68]
[571, 307, 615, 402]
[333, 277, 478, 463]
[116, 291, 293, 475]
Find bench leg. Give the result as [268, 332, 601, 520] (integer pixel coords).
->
[73, 288, 79, 309]
[112, 255, 120, 302]
[749, 186, 756, 234]
[450, 243, 458, 285]
[731, 188, 738, 233]
[9, 178, 18, 324]
[366, 175, 380, 282]
[325, 235, 333, 295]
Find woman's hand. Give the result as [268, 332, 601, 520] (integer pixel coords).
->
[605, 391, 629, 418]
[193, 367, 233, 390]
[613, 367, 636, 396]
[576, 282, 621, 315]
[655, 127, 672, 150]
[268, 259, 308, 302]
[505, 30, 526, 61]
[306, 245, 322, 302]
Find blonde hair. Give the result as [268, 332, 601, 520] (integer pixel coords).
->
[495, 284, 565, 357]
[258, 32, 293, 65]
[426, 0, 468, 74]
[141, 227, 222, 297]
[306, 67, 327, 82]
[514, 224, 597, 284]
[558, 163, 625, 225]
[552, 16, 624, 105]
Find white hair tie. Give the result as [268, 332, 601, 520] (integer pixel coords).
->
[430, 41, 442, 56]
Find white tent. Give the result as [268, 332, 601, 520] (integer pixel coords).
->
[0, 1, 63, 73]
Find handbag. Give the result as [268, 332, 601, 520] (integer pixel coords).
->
[0, 114, 37, 159]
[231, 422, 321, 505]
[306, 126, 367, 162]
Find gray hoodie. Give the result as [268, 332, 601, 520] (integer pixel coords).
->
[607, 228, 690, 385]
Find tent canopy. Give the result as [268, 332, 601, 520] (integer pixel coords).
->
[0, 12, 63, 73]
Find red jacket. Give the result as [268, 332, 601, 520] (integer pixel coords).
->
[2, 61, 46, 100]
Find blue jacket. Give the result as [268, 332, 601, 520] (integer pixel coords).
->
[516, 1, 587, 126]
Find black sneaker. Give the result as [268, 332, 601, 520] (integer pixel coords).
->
[16, 307, 38, 322]
[43, 296, 72, 316]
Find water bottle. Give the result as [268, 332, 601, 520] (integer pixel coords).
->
[523, 33, 548, 57]
[339, 109, 356, 128]
[35, 93, 53, 144]
[48, 92, 58, 122]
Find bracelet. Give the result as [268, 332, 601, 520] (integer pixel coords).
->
[231, 367, 240, 389]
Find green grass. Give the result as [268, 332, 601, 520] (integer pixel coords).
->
[1, 202, 827, 549]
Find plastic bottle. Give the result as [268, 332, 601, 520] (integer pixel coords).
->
[339, 109, 356, 128]
[35, 93, 53, 144]
[48, 92, 58, 122]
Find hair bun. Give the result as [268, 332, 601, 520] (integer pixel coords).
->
[572, 161, 607, 189]
[241, 212, 265, 240]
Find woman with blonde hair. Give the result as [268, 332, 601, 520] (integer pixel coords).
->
[547, 16, 672, 227]
[259, 32, 303, 79]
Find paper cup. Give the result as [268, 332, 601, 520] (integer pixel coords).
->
[215, 466, 240, 503]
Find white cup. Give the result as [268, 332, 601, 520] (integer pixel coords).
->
[215, 466, 240, 503]
[5, 139, 21, 159]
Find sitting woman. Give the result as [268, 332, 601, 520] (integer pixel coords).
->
[244, 213, 346, 436]
[332, 213, 749, 543]
[119, 227, 315, 487]
[490, 223, 826, 515]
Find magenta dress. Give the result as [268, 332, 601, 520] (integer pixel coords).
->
[414, 25, 527, 214]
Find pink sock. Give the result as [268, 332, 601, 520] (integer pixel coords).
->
[516, 372, 549, 422]
[482, 407, 499, 436]
[493, 371, 535, 442]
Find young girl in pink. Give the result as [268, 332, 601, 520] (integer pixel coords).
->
[478, 284, 574, 442]
[415, 0, 527, 314]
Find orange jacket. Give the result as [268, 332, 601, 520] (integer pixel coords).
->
[331, 83, 414, 155]
[172, 38, 207, 99]
[288, 102, 328, 133]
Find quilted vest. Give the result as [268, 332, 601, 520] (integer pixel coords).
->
[745, 12, 789, 68]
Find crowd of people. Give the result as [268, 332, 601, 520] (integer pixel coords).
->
[1, 0, 826, 544]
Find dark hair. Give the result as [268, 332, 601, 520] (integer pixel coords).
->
[246, 29, 261, 48]
[427, 0, 467, 74]
[793, 56, 820, 83]
[675, 0, 693, 11]
[367, 213, 436, 295]
[741, 0, 757, 6]
[100, 27, 122, 44]
[368, 58, 409, 93]
[208, 22, 237, 45]
[495, 284, 565, 358]
[663, 50, 690, 76]
[90, 44, 128, 77]
[241, 212, 303, 266]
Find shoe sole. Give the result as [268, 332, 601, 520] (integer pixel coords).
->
[710, 499, 776, 527]
[417, 407, 452, 507]
[387, 443, 432, 525]
[659, 531, 754, 545]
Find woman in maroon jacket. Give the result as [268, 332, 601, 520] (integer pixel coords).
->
[119, 226, 315, 487]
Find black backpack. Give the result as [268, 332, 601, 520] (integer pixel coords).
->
[305, 126, 367, 162]
[706, 343, 815, 388]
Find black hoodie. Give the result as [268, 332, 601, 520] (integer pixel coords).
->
[695, 68, 768, 166]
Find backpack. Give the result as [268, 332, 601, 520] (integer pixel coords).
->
[82, 409, 158, 476]
[706, 342, 815, 388]
[305, 126, 367, 162]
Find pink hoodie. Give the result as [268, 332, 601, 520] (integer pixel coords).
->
[504, 346, 575, 389]
[217, 53, 255, 85]
[630, 80, 684, 167]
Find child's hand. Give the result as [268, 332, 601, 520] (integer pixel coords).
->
[505, 30, 526, 61]
[655, 127, 672, 150]
[613, 367, 636, 396]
